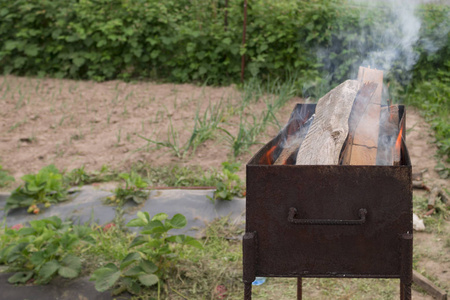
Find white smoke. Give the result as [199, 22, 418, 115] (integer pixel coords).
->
[356, 0, 422, 76]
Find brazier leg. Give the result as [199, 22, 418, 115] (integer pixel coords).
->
[297, 277, 302, 300]
[400, 233, 413, 300]
[244, 282, 252, 300]
[243, 232, 257, 300]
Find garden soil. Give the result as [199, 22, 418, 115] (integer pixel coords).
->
[0, 75, 449, 299]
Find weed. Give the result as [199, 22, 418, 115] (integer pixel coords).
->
[132, 163, 223, 187]
[64, 165, 118, 186]
[220, 115, 264, 157]
[434, 162, 449, 179]
[8, 119, 27, 132]
[138, 115, 186, 158]
[188, 100, 225, 154]
[116, 129, 122, 145]
[70, 130, 85, 141]
[0, 165, 15, 188]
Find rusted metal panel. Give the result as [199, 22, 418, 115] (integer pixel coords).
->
[246, 164, 412, 278]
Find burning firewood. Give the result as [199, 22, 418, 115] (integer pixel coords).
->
[339, 82, 378, 165]
[274, 114, 314, 165]
[343, 67, 384, 165]
[296, 80, 359, 165]
[263, 66, 405, 167]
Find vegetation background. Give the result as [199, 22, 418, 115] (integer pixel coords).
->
[0, 0, 448, 159]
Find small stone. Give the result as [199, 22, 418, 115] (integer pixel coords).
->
[413, 213, 425, 231]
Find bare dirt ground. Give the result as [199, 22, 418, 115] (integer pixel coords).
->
[0, 75, 299, 181]
[0, 75, 448, 298]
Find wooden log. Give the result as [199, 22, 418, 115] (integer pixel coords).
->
[296, 80, 359, 165]
[347, 67, 384, 165]
[413, 270, 448, 300]
[274, 114, 314, 165]
[339, 82, 378, 165]
[374, 105, 400, 165]
[412, 181, 431, 192]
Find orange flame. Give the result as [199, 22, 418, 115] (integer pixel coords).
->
[260, 144, 277, 165]
[395, 125, 403, 152]
[393, 124, 403, 165]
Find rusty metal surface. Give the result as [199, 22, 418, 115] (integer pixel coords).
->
[246, 164, 412, 278]
[245, 103, 413, 280]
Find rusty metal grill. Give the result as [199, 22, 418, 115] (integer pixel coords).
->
[243, 104, 412, 299]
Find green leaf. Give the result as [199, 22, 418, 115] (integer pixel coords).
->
[24, 44, 39, 57]
[167, 214, 187, 229]
[140, 260, 157, 274]
[151, 213, 168, 222]
[38, 260, 60, 282]
[30, 251, 45, 266]
[91, 263, 121, 292]
[137, 211, 149, 224]
[129, 236, 147, 248]
[8, 271, 33, 284]
[138, 273, 158, 287]
[184, 236, 204, 249]
[6, 242, 28, 263]
[122, 265, 143, 276]
[58, 255, 81, 279]
[44, 243, 59, 257]
[140, 220, 165, 234]
[18, 227, 36, 236]
[123, 277, 141, 294]
[120, 252, 141, 270]
[127, 218, 147, 227]
[166, 235, 184, 243]
[73, 57, 85, 67]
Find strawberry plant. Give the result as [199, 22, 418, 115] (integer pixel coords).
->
[0, 216, 93, 284]
[208, 162, 245, 203]
[4, 165, 68, 214]
[90, 211, 203, 295]
[106, 171, 149, 206]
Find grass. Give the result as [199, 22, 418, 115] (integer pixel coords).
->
[131, 163, 223, 187]
[0, 165, 15, 188]
[139, 115, 187, 159]
[405, 63, 450, 163]
[72, 217, 410, 299]
[64, 165, 118, 186]
[189, 100, 225, 153]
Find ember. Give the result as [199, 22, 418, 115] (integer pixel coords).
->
[259, 144, 277, 165]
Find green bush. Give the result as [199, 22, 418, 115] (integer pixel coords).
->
[1, 0, 447, 88]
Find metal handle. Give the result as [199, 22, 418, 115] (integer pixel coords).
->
[288, 207, 367, 225]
